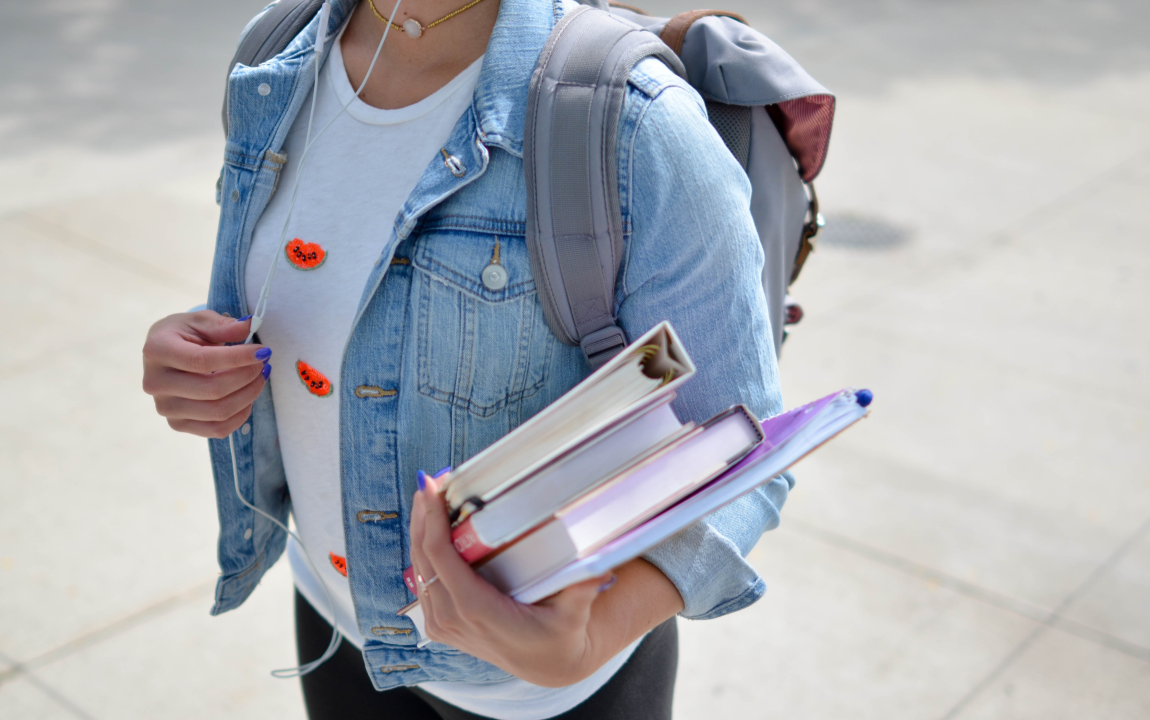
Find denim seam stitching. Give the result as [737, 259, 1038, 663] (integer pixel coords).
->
[415, 273, 549, 415]
[683, 577, 767, 620]
[619, 85, 660, 298]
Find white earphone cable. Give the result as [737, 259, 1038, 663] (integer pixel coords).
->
[229, 0, 404, 678]
[247, 0, 402, 343]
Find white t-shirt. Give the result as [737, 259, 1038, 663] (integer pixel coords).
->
[245, 36, 637, 720]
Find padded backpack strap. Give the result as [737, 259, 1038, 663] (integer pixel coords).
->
[659, 9, 747, 55]
[525, 6, 686, 369]
[222, 0, 323, 136]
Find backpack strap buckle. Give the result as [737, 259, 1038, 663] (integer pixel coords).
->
[580, 325, 628, 369]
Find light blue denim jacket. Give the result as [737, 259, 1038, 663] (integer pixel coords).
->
[207, 0, 793, 690]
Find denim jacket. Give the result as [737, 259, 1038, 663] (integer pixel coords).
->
[207, 0, 793, 690]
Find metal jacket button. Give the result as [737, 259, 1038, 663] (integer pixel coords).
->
[440, 148, 466, 177]
[372, 626, 413, 636]
[482, 240, 508, 291]
[357, 510, 398, 523]
[355, 385, 397, 398]
[482, 264, 508, 291]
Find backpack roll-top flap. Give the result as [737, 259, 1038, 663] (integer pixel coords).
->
[671, 15, 834, 182]
[605, 6, 835, 183]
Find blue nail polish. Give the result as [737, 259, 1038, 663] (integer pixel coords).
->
[417, 470, 427, 492]
[855, 388, 873, 407]
[237, 314, 253, 322]
[262, 363, 272, 380]
[598, 575, 617, 593]
[254, 347, 272, 361]
[433, 466, 452, 479]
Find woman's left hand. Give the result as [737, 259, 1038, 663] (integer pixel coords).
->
[410, 473, 656, 688]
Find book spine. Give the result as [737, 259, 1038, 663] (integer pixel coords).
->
[400, 521, 496, 587]
[452, 518, 496, 563]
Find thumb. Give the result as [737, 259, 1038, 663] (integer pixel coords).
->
[187, 311, 256, 346]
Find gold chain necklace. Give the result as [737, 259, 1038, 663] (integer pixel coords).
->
[367, 0, 490, 39]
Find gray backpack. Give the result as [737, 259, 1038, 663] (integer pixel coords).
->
[224, 0, 834, 367]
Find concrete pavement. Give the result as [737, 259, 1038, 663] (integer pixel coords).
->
[1, 0, 1148, 718]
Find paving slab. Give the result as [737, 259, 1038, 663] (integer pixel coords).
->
[31, 560, 305, 720]
[0, 215, 224, 663]
[779, 352, 1150, 609]
[0, 329, 224, 663]
[809, 158, 1150, 398]
[19, 189, 219, 299]
[675, 527, 1038, 719]
[951, 625, 1150, 720]
[0, 674, 85, 720]
[811, 73, 1150, 250]
[0, 138, 224, 216]
[1057, 523, 1150, 653]
[0, 216, 198, 375]
[774, 150, 1150, 614]
[0, 1, 269, 155]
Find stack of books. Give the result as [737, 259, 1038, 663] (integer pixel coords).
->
[400, 322, 870, 638]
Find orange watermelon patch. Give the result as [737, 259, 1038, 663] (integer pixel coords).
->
[329, 552, 347, 577]
[286, 238, 327, 270]
[297, 361, 333, 397]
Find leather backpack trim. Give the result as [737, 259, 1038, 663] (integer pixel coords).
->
[658, 9, 748, 55]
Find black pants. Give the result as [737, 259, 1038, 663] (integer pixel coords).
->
[295, 591, 678, 720]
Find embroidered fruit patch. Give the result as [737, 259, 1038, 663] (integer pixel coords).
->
[330, 552, 348, 577]
[286, 238, 326, 270]
[297, 361, 333, 397]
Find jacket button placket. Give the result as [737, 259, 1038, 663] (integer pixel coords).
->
[343, 247, 414, 641]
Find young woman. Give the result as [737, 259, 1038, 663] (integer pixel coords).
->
[141, 0, 791, 717]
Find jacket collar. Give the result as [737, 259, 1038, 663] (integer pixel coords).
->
[472, 0, 563, 156]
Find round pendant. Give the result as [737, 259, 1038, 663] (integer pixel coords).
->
[403, 19, 423, 38]
[482, 264, 509, 291]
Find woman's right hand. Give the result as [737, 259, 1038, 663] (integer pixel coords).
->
[142, 311, 272, 439]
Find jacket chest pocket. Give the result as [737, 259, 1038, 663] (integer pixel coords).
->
[413, 229, 554, 418]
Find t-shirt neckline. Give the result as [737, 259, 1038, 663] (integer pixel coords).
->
[327, 32, 484, 126]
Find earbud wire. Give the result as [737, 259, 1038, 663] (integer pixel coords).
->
[231, 0, 405, 678]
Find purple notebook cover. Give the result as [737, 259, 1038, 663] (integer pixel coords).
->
[723, 389, 846, 475]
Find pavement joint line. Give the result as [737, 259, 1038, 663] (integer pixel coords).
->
[6, 210, 206, 299]
[937, 514, 1150, 720]
[981, 145, 1150, 250]
[7, 666, 101, 720]
[0, 648, 98, 720]
[1046, 615, 1150, 663]
[785, 519, 1150, 664]
[0, 579, 216, 688]
[785, 519, 1053, 622]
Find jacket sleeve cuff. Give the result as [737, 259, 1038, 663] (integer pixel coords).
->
[642, 521, 766, 619]
[642, 473, 792, 619]
[639, 471, 791, 616]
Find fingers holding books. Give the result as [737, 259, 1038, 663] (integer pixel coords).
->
[407, 471, 621, 686]
[410, 472, 508, 645]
